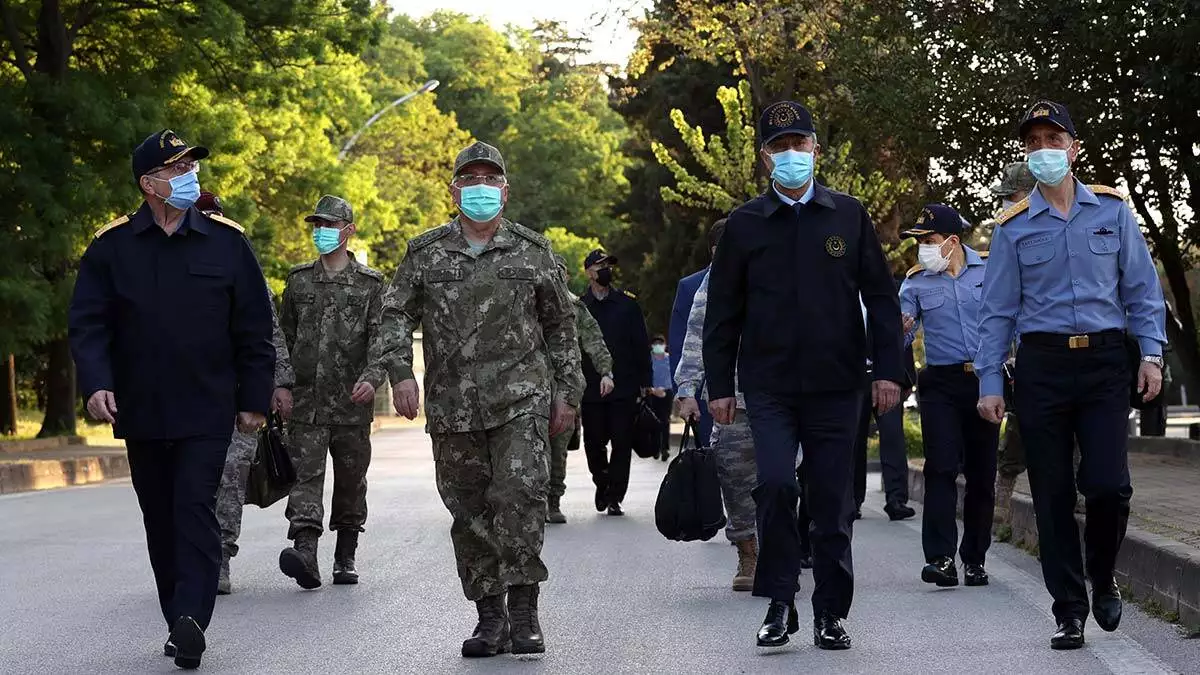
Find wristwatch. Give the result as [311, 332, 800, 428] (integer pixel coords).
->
[1141, 355, 1165, 369]
[602, 372, 613, 379]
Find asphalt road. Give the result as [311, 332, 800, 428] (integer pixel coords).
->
[2, 427, 1198, 674]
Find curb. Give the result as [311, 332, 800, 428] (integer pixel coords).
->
[0, 449, 130, 495]
[907, 460, 1200, 632]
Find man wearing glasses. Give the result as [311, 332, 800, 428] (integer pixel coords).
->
[380, 141, 582, 658]
[69, 130, 275, 669]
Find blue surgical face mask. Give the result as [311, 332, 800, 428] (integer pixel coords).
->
[769, 149, 814, 190]
[153, 171, 201, 210]
[1027, 148, 1071, 186]
[652, 344, 666, 356]
[312, 225, 346, 255]
[459, 184, 504, 223]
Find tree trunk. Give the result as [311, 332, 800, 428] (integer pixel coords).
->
[0, 354, 16, 435]
[37, 337, 76, 437]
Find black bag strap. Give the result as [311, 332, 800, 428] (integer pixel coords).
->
[679, 417, 701, 454]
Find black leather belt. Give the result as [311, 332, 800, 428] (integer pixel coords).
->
[926, 362, 975, 373]
[1020, 330, 1124, 349]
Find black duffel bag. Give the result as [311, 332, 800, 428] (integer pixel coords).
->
[654, 419, 727, 542]
[244, 411, 297, 508]
[632, 397, 661, 459]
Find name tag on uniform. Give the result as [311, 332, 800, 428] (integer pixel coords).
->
[497, 267, 537, 281]
[427, 268, 464, 283]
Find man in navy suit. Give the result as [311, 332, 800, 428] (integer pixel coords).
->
[669, 218, 725, 445]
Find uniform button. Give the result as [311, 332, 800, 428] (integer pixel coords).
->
[1070, 251, 1077, 257]
[1072, 280, 1080, 285]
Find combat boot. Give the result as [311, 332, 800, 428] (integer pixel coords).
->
[462, 594, 510, 658]
[332, 530, 359, 585]
[733, 538, 757, 592]
[217, 554, 232, 595]
[507, 584, 545, 654]
[994, 474, 1016, 524]
[279, 531, 322, 590]
[546, 496, 567, 524]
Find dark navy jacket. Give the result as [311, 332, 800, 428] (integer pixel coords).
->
[580, 287, 652, 403]
[68, 203, 275, 440]
[669, 266, 708, 386]
[703, 184, 904, 398]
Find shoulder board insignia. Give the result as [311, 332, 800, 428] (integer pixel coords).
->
[905, 264, 924, 278]
[93, 215, 130, 239]
[288, 261, 316, 276]
[1089, 184, 1125, 199]
[623, 289, 637, 299]
[507, 221, 550, 249]
[978, 250, 990, 259]
[354, 264, 384, 281]
[205, 213, 245, 233]
[995, 197, 1029, 226]
[408, 224, 452, 251]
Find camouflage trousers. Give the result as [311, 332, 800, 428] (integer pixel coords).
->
[215, 427, 257, 557]
[711, 412, 759, 543]
[284, 422, 372, 540]
[547, 418, 580, 499]
[431, 414, 550, 601]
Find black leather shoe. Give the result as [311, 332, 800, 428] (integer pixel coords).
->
[964, 564, 989, 587]
[921, 557, 959, 587]
[168, 616, 205, 670]
[462, 594, 510, 657]
[884, 501, 916, 521]
[163, 640, 176, 658]
[1051, 619, 1085, 650]
[799, 554, 813, 570]
[853, 508, 863, 520]
[508, 584, 545, 654]
[756, 600, 799, 647]
[1092, 580, 1123, 632]
[594, 485, 607, 512]
[813, 614, 852, 650]
[607, 503, 624, 516]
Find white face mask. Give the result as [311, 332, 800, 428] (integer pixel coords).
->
[918, 240, 951, 273]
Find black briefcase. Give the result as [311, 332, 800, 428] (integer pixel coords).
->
[654, 420, 727, 542]
[244, 412, 297, 508]
[632, 398, 661, 459]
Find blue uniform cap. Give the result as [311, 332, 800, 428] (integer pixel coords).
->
[1018, 99, 1076, 140]
[759, 101, 816, 147]
[584, 248, 618, 268]
[132, 129, 209, 181]
[901, 203, 967, 238]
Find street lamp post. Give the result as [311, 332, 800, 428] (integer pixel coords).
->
[337, 79, 440, 161]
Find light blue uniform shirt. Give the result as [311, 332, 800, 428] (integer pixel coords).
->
[773, 180, 816, 206]
[901, 246, 988, 366]
[975, 180, 1166, 397]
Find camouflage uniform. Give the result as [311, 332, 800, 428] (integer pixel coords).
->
[380, 216, 582, 601]
[215, 292, 294, 558]
[548, 295, 612, 501]
[279, 250, 387, 540]
[673, 271, 756, 542]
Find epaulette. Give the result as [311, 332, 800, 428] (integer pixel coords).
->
[204, 213, 245, 233]
[905, 264, 924, 278]
[288, 261, 316, 276]
[978, 250, 990, 259]
[623, 289, 638, 299]
[93, 215, 130, 239]
[354, 264, 384, 281]
[995, 197, 1030, 226]
[507, 221, 550, 249]
[408, 224, 451, 251]
[1089, 184, 1125, 199]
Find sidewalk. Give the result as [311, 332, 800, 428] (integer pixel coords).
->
[908, 448, 1200, 632]
[0, 443, 129, 494]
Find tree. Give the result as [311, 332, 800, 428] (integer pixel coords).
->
[544, 226, 602, 295]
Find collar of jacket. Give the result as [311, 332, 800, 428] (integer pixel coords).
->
[442, 217, 519, 255]
[757, 182, 837, 218]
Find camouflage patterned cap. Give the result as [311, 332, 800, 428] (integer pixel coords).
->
[989, 162, 1037, 196]
[304, 195, 354, 223]
[453, 141, 506, 176]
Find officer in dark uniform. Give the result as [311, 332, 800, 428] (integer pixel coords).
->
[68, 130, 275, 670]
[579, 249, 652, 516]
[977, 101, 1166, 650]
[704, 101, 904, 651]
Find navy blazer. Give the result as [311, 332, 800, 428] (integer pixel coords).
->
[669, 266, 708, 386]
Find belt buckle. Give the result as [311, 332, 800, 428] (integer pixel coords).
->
[1068, 335, 1090, 349]
[963, 363, 975, 373]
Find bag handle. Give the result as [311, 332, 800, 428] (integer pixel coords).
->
[679, 416, 701, 454]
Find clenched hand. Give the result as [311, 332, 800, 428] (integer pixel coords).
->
[237, 411, 266, 434]
[350, 381, 376, 405]
[393, 379, 420, 420]
[872, 380, 901, 414]
[710, 397, 736, 425]
[86, 390, 118, 424]
[550, 399, 576, 437]
[977, 395, 1005, 424]
[1137, 362, 1163, 402]
[271, 387, 293, 419]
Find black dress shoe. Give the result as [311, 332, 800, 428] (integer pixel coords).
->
[1092, 580, 1123, 632]
[964, 564, 989, 587]
[799, 555, 813, 570]
[168, 616, 206, 670]
[756, 600, 799, 647]
[884, 501, 916, 521]
[853, 508, 863, 520]
[1051, 618, 1085, 650]
[607, 503, 624, 516]
[163, 640, 176, 658]
[594, 485, 607, 512]
[813, 614, 852, 650]
[921, 556, 959, 587]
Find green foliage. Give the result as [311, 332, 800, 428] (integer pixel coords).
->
[544, 227, 602, 295]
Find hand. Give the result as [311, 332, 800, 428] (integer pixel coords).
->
[600, 375, 614, 397]
[550, 399, 576, 437]
[902, 312, 915, 334]
[350, 381, 376, 405]
[237, 411, 266, 434]
[709, 397, 736, 425]
[271, 387, 293, 419]
[677, 397, 700, 421]
[86, 390, 118, 424]
[977, 395, 1006, 424]
[392, 379, 420, 420]
[872, 380, 901, 414]
[1138, 362, 1163, 402]
[652, 387, 667, 398]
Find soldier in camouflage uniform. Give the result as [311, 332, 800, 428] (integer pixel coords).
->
[380, 141, 582, 658]
[674, 262, 759, 592]
[546, 255, 613, 524]
[278, 195, 388, 590]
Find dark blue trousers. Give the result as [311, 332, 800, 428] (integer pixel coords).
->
[744, 389, 861, 619]
[917, 366, 999, 564]
[1015, 339, 1132, 622]
[126, 436, 230, 631]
